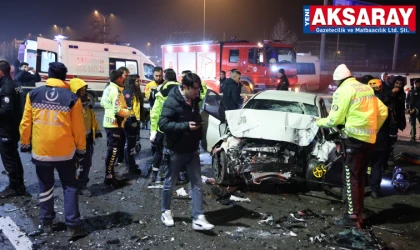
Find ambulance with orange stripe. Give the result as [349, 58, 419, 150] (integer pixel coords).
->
[18, 37, 155, 106]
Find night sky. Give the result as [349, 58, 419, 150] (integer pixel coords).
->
[3, 0, 420, 55]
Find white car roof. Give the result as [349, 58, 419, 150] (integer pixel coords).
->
[251, 90, 318, 106]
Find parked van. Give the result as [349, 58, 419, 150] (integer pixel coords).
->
[296, 53, 320, 92]
[18, 37, 155, 106]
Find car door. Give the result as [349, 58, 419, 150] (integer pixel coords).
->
[201, 90, 228, 152]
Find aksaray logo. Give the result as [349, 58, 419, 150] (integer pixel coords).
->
[303, 5, 416, 34]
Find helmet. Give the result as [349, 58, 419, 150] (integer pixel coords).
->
[391, 166, 409, 193]
[368, 79, 382, 92]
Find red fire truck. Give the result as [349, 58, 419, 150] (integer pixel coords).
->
[161, 40, 298, 93]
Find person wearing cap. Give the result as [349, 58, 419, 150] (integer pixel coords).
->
[360, 75, 374, 85]
[69, 78, 102, 197]
[406, 79, 420, 142]
[19, 62, 87, 238]
[367, 79, 390, 198]
[0, 60, 26, 199]
[315, 64, 388, 229]
[276, 68, 289, 91]
[100, 70, 131, 188]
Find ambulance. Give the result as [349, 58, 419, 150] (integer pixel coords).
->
[18, 36, 155, 106]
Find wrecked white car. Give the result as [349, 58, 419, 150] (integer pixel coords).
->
[201, 90, 343, 189]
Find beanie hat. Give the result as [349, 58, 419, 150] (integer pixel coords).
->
[69, 78, 87, 94]
[48, 62, 67, 81]
[333, 64, 351, 81]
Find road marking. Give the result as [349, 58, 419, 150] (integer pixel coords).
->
[0, 216, 33, 250]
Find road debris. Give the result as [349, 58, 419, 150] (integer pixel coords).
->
[201, 176, 216, 185]
[258, 214, 274, 225]
[230, 195, 251, 202]
[147, 184, 163, 189]
[175, 187, 189, 197]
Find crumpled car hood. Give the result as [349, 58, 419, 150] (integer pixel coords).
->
[225, 109, 319, 147]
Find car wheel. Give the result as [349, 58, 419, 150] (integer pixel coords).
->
[300, 84, 308, 92]
[212, 150, 230, 186]
[305, 159, 325, 191]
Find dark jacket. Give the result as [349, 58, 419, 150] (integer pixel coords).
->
[158, 86, 202, 153]
[219, 77, 227, 93]
[0, 76, 23, 138]
[222, 78, 241, 110]
[276, 75, 289, 91]
[374, 91, 390, 151]
[15, 70, 41, 87]
[387, 84, 406, 133]
[406, 88, 420, 110]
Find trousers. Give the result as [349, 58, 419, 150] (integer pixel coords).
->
[370, 150, 387, 192]
[0, 135, 24, 189]
[161, 150, 203, 219]
[36, 158, 81, 227]
[78, 139, 94, 186]
[124, 124, 137, 168]
[152, 131, 165, 171]
[105, 128, 124, 176]
[344, 138, 374, 218]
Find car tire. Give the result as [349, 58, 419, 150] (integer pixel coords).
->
[305, 159, 324, 191]
[212, 150, 231, 186]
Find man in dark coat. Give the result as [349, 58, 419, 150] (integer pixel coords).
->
[222, 70, 241, 110]
[14, 60, 41, 87]
[158, 73, 214, 231]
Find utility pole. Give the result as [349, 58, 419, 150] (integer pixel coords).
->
[392, 34, 399, 71]
[319, 0, 328, 70]
[203, 0, 206, 40]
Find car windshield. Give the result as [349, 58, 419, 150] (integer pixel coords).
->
[243, 99, 319, 116]
[265, 47, 296, 64]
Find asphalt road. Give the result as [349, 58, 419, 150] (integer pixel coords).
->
[0, 108, 420, 250]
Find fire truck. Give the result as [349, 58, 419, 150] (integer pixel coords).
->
[161, 40, 298, 93]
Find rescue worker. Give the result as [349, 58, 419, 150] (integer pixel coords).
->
[69, 78, 102, 197]
[122, 75, 143, 175]
[219, 71, 227, 93]
[159, 73, 214, 231]
[276, 68, 289, 91]
[145, 67, 164, 110]
[315, 64, 388, 228]
[0, 60, 26, 199]
[19, 62, 87, 238]
[116, 67, 130, 166]
[222, 70, 242, 110]
[368, 79, 390, 198]
[150, 69, 179, 182]
[406, 79, 420, 142]
[100, 70, 131, 188]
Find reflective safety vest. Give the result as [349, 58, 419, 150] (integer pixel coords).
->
[316, 77, 388, 144]
[100, 82, 130, 128]
[150, 81, 180, 133]
[19, 78, 86, 163]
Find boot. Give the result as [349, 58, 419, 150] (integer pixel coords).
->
[39, 222, 53, 234]
[78, 186, 92, 197]
[104, 176, 123, 189]
[128, 164, 142, 175]
[333, 215, 361, 229]
[69, 225, 88, 239]
[371, 190, 382, 199]
[0, 184, 25, 199]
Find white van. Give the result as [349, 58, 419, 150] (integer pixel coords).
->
[18, 37, 155, 105]
[296, 53, 320, 92]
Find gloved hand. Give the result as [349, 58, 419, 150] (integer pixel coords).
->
[95, 131, 103, 138]
[150, 131, 157, 142]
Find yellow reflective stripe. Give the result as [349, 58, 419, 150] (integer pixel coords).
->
[32, 148, 75, 162]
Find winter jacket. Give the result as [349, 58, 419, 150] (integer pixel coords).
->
[276, 75, 290, 91]
[222, 78, 241, 111]
[388, 81, 406, 132]
[19, 78, 86, 164]
[69, 78, 101, 139]
[100, 82, 130, 128]
[374, 91, 390, 151]
[158, 86, 202, 153]
[316, 77, 388, 144]
[150, 81, 180, 133]
[406, 88, 420, 110]
[219, 78, 227, 93]
[0, 75, 23, 138]
[15, 70, 41, 87]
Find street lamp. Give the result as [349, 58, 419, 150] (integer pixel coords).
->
[54, 25, 70, 35]
[94, 10, 114, 43]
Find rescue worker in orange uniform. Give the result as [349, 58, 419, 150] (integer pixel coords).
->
[20, 62, 87, 238]
[69, 78, 102, 197]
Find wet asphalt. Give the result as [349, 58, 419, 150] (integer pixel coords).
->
[0, 108, 420, 250]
